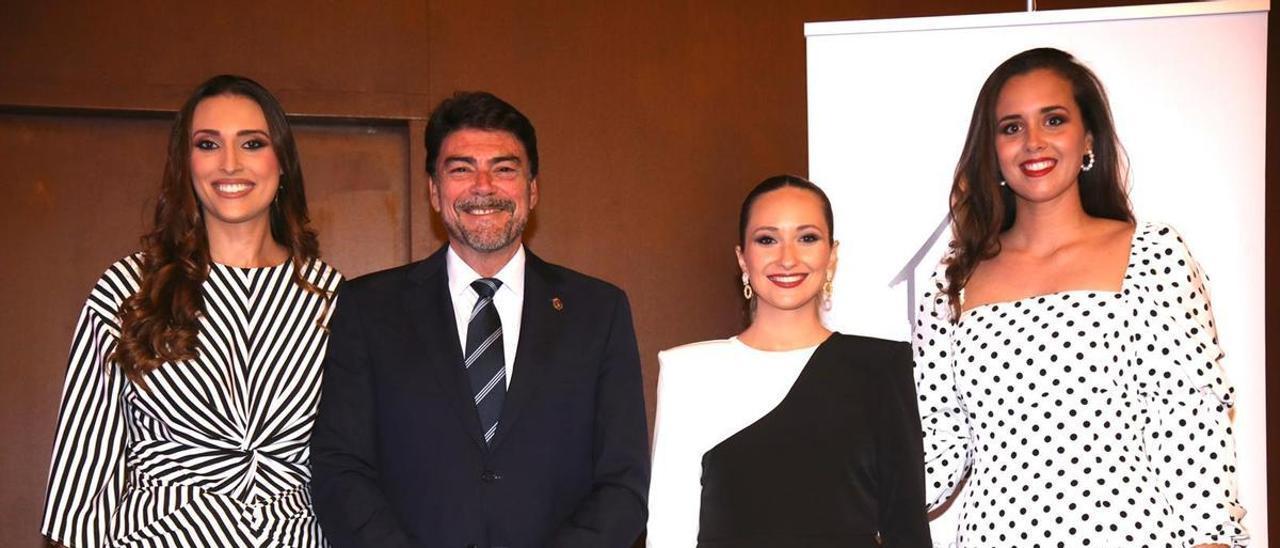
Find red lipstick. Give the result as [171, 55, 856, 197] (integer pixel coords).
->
[1019, 158, 1057, 178]
[766, 273, 808, 289]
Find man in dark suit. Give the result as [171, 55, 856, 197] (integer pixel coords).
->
[311, 91, 649, 548]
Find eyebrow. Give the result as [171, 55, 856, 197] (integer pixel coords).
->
[997, 105, 1068, 124]
[488, 155, 522, 165]
[191, 128, 271, 137]
[442, 155, 524, 166]
[752, 224, 823, 232]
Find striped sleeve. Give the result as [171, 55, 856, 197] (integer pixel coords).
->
[41, 259, 138, 548]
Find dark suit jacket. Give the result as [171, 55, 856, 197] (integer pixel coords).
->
[311, 247, 650, 548]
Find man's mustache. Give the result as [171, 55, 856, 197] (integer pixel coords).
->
[455, 197, 516, 213]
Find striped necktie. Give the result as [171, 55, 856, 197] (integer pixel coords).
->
[466, 278, 506, 445]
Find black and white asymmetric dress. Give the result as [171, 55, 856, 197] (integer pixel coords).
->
[41, 254, 342, 548]
[648, 333, 930, 547]
[913, 221, 1248, 547]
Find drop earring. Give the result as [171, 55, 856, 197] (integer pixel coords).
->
[741, 273, 753, 300]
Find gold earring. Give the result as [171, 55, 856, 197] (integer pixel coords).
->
[822, 276, 833, 310]
[742, 273, 753, 300]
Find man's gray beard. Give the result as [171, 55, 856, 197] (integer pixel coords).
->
[446, 216, 528, 253]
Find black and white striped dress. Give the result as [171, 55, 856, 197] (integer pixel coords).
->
[41, 254, 342, 548]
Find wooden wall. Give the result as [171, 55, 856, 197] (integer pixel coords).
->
[2, 1, 1271, 546]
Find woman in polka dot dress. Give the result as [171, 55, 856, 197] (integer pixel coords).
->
[912, 47, 1248, 548]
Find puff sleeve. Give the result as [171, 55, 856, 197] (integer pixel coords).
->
[911, 264, 974, 512]
[1128, 224, 1248, 546]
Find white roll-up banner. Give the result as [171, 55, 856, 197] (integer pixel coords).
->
[806, 1, 1269, 544]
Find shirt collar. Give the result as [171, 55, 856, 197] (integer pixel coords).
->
[446, 244, 526, 300]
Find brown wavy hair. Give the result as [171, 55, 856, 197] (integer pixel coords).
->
[945, 48, 1133, 319]
[113, 74, 325, 385]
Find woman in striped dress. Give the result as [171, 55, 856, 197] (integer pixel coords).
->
[41, 75, 343, 548]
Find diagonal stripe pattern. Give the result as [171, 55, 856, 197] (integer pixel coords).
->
[40, 254, 342, 547]
[466, 278, 506, 444]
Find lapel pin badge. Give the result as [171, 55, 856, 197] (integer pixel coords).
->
[551, 297, 564, 311]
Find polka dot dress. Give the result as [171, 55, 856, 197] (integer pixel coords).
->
[913, 222, 1249, 547]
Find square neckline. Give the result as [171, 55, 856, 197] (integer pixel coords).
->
[959, 220, 1144, 319]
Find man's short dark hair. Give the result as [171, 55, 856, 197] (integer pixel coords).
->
[425, 91, 539, 179]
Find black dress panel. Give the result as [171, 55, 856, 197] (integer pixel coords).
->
[696, 334, 931, 548]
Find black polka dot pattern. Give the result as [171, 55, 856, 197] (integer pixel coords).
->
[912, 222, 1249, 547]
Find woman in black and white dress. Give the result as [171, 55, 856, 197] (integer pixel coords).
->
[913, 48, 1248, 547]
[41, 75, 342, 548]
[647, 175, 930, 547]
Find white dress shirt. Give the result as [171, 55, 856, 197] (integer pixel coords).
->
[646, 337, 817, 547]
[446, 245, 525, 387]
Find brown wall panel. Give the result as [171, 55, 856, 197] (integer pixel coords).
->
[294, 121, 414, 277]
[409, 119, 448, 260]
[0, 1, 431, 118]
[0, 113, 411, 546]
[0, 114, 166, 548]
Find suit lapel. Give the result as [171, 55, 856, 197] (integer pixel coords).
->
[407, 248, 487, 451]
[488, 252, 563, 449]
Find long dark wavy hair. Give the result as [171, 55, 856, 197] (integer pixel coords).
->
[945, 48, 1133, 319]
[113, 74, 325, 385]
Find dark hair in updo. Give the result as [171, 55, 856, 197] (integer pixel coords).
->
[738, 174, 834, 246]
